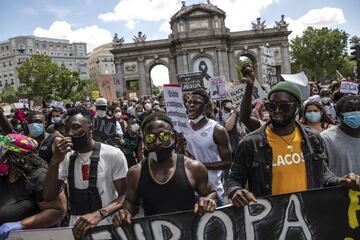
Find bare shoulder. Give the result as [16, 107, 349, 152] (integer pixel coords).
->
[126, 162, 143, 186]
[184, 156, 207, 174]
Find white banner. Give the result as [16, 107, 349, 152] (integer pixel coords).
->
[163, 84, 193, 134]
[8, 227, 74, 240]
[210, 76, 227, 100]
[281, 71, 309, 87]
[340, 81, 359, 95]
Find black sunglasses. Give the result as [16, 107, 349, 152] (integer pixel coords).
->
[264, 101, 298, 113]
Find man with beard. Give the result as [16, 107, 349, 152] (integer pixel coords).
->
[43, 107, 128, 238]
[184, 89, 232, 206]
[112, 113, 216, 225]
[226, 80, 360, 207]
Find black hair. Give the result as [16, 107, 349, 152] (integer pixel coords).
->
[4, 151, 48, 192]
[302, 100, 334, 129]
[336, 95, 360, 115]
[26, 111, 45, 118]
[141, 112, 173, 132]
[191, 88, 210, 102]
[66, 106, 92, 122]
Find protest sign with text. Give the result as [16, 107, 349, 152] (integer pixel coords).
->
[228, 80, 266, 104]
[210, 76, 227, 100]
[340, 81, 359, 95]
[163, 84, 192, 134]
[176, 72, 204, 92]
[92, 117, 117, 145]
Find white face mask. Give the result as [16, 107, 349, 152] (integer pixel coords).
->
[130, 123, 140, 132]
[114, 112, 122, 119]
[145, 103, 152, 111]
[190, 115, 204, 124]
[97, 110, 107, 118]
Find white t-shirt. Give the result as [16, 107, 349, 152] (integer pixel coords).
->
[59, 143, 128, 226]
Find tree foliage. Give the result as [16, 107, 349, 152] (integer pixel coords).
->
[16, 54, 92, 102]
[0, 84, 17, 103]
[290, 27, 348, 82]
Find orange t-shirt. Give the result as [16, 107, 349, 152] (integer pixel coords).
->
[266, 126, 307, 195]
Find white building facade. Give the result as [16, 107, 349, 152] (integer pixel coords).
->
[0, 35, 88, 90]
[87, 43, 115, 81]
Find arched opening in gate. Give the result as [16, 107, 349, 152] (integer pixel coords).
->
[150, 64, 170, 95]
[236, 55, 256, 81]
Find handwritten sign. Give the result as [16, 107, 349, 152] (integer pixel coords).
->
[163, 84, 192, 134]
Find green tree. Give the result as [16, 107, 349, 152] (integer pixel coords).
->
[290, 27, 348, 82]
[52, 64, 86, 101]
[0, 84, 17, 103]
[17, 54, 58, 100]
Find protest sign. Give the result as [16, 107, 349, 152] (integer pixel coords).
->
[9, 187, 360, 240]
[176, 72, 204, 92]
[210, 76, 227, 100]
[281, 72, 310, 100]
[91, 91, 99, 100]
[83, 186, 359, 240]
[97, 74, 118, 102]
[92, 117, 117, 145]
[340, 81, 359, 95]
[163, 84, 192, 134]
[261, 46, 277, 86]
[228, 80, 266, 104]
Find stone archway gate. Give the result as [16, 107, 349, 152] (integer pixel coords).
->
[111, 2, 292, 96]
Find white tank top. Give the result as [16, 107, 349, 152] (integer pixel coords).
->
[185, 119, 224, 197]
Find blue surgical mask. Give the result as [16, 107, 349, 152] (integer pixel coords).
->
[305, 112, 321, 123]
[342, 111, 360, 129]
[28, 123, 44, 137]
[51, 116, 62, 124]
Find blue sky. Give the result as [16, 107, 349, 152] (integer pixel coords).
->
[1, 0, 359, 53]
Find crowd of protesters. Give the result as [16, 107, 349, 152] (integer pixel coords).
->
[0, 63, 359, 239]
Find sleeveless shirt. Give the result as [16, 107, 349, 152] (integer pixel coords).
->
[137, 154, 195, 216]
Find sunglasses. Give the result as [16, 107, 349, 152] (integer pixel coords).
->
[264, 101, 298, 113]
[144, 131, 173, 144]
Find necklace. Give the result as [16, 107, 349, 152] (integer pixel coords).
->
[278, 131, 296, 153]
[148, 156, 177, 185]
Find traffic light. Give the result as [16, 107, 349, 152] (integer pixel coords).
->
[350, 44, 360, 79]
[350, 45, 360, 61]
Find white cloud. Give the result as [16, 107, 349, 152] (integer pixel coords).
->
[211, 0, 274, 31]
[286, 7, 346, 39]
[98, 0, 181, 30]
[160, 20, 171, 34]
[33, 21, 113, 52]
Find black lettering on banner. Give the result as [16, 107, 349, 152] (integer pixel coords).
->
[92, 117, 117, 145]
[78, 187, 360, 239]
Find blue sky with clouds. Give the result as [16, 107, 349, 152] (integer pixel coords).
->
[1, 0, 359, 52]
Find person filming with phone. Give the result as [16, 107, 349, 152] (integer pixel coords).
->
[43, 107, 128, 238]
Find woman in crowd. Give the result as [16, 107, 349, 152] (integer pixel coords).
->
[302, 100, 335, 132]
[120, 118, 143, 168]
[0, 134, 66, 239]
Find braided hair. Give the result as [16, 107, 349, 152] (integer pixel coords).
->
[3, 151, 48, 191]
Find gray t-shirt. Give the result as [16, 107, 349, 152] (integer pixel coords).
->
[321, 126, 360, 176]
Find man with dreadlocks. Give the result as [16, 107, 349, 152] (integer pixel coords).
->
[0, 134, 66, 240]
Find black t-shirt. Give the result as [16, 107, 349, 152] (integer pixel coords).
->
[0, 168, 46, 224]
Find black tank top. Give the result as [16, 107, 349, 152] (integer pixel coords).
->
[38, 134, 55, 163]
[137, 154, 195, 216]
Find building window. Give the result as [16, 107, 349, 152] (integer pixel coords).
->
[42, 44, 46, 49]
[57, 52, 61, 56]
[10, 79, 14, 85]
[64, 53, 67, 56]
[79, 53, 83, 56]
[49, 45, 53, 50]
[43, 51, 47, 55]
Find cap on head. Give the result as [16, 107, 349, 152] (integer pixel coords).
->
[268, 81, 301, 103]
[95, 98, 108, 106]
[131, 97, 138, 102]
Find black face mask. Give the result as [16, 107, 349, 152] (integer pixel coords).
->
[71, 134, 88, 151]
[148, 145, 174, 164]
